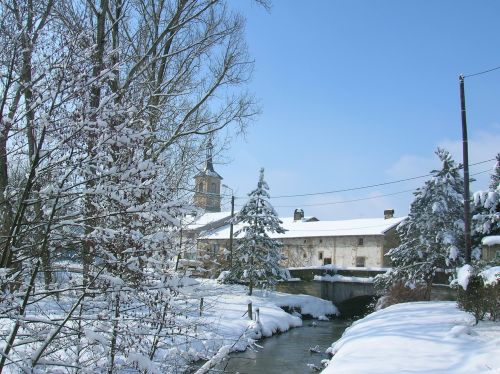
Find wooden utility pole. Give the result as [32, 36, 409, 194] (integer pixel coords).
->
[459, 75, 472, 264]
[229, 195, 235, 268]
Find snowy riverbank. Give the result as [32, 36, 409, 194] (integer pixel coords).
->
[322, 301, 500, 374]
[173, 279, 339, 370]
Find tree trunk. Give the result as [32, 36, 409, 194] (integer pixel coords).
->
[83, 0, 109, 286]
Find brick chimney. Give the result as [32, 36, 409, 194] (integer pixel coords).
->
[384, 209, 395, 219]
[294, 208, 304, 221]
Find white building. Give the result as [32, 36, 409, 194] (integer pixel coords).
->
[199, 209, 405, 271]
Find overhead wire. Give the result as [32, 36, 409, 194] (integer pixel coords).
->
[266, 158, 496, 199]
[463, 65, 500, 78]
[230, 167, 495, 209]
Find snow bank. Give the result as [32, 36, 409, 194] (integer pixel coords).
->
[322, 302, 500, 374]
[181, 280, 338, 363]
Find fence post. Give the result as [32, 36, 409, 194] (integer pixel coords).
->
[199, 297, 204, 316]
[247, 302, 252, 320]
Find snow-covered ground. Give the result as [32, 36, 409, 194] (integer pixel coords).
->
[0, 276, 338, 373]
[322, 301, 500, 374]
[172, 279, 339, 371]
[180, 279, 338, 350]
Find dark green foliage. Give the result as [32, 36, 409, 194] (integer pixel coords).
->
[374, 281, 430, 310]
[456, 275, 499, 321]
[378, 149, 465, 294]
[224, 168, 286, 295]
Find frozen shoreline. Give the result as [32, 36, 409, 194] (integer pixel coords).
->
[321, 301, 500, 374]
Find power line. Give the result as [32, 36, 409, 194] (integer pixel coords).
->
[231, 167, 494, 209]
[267, 158, 495, 199]
[463, 65, 500, 78]
[255, 189, 415, 208]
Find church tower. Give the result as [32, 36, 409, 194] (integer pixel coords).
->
[194, 140, 222, 212]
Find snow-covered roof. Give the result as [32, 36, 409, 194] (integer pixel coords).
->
[482, 235, 500, 246]
[186, 211, 233, 231]
[202, 216, 406, 240]
[281, 216, 319, 223]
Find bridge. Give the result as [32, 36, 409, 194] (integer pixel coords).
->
[276, 267, 455, 318]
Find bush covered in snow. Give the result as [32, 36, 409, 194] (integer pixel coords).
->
[453, 155, 500, 321]
[374, 281, 429, 310]
[453, 265, 499, 321]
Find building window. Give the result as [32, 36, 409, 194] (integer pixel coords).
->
[197, 182, 203, 192]
[323, 257, 332, 265]
[210, 183, 216, 193]
[212, 244, 219, 257]
[358, 238, 364, 246]
[318, 251, 323, 260]
[356, 256, 366, 267]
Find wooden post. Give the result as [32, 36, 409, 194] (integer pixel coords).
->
[229, 195, 234, 268]
[459, 75, 472, 264]
[199, 297, 204, 316]
[247, 302, 252, 320]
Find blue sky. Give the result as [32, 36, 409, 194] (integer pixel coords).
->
[215, 0, 500, 220]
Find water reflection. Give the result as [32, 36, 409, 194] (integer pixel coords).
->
[211, 320, 348, 374]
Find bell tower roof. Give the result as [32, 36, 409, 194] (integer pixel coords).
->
[193, 138, 223, 212]
[196, 139, 222, 179]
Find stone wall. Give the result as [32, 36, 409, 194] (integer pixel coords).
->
[282, 235, 386, 268]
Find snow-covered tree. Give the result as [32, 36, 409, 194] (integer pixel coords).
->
[454, 156, 500, 321]
[381, 149, 465, 295]
[226, 168, 286, 295]
[472, 153, 500, 261]
[0, 0, 265, 371]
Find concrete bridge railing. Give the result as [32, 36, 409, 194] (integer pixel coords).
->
[276, 267, 456, 317]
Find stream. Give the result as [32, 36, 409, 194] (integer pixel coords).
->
[201, 319, 349, 373]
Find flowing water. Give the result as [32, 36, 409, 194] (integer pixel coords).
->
[204, 319, 349, 373]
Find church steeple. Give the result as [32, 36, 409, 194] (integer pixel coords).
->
[205, 138, 215, 173]
[194, 139, 223, 212]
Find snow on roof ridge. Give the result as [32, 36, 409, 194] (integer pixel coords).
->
[202, 216, 406, 240]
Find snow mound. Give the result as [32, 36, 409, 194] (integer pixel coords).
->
[446, 325, 473, 338]
[321, 302, 498, 374]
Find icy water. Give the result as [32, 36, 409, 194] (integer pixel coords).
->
[207, 320, 349, 374]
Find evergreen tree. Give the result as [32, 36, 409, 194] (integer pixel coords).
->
[226, 168, 286, 295]
[489, 153, 500, 191]
[383, 149, 465, 294]
[471, 153, 500, 262]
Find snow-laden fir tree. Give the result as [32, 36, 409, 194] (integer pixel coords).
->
[472, 153, 500, 264]
[380, 149, 465, 295]
[226, 168, 286, 295]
